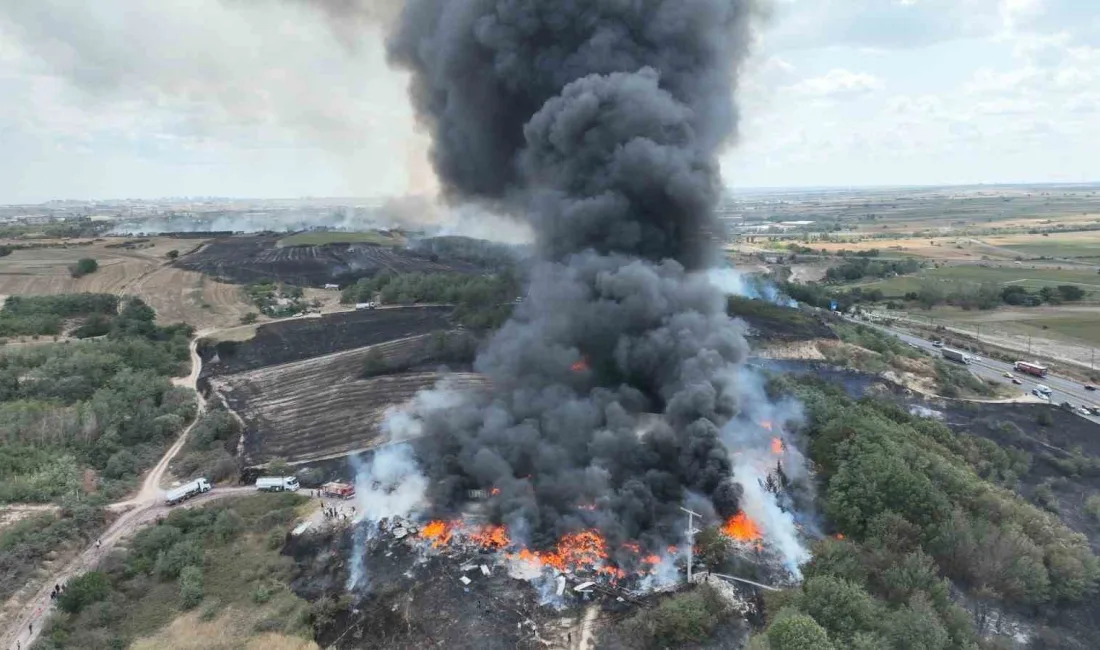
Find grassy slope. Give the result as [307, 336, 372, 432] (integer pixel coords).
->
[37, 494, 316, 650]
[858, 265, 1100, 296]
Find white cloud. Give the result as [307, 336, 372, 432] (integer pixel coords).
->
[788, 69, 884, 97]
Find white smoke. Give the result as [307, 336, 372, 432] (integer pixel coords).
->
[720, 367, 812, 577]
[707, 268, 753, 297]
[380, 381, 469, 442]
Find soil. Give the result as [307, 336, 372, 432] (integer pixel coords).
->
[199, 307, 455, 380]
[174, 234, 487, 288]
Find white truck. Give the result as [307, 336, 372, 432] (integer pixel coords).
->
[256, 476, 300, 492]
[355, 302, 377, 311]
[165, 478, 211, 506]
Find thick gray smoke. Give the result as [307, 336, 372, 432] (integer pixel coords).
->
[386, 0, 785, 562]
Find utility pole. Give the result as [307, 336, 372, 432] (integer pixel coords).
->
[1028, 336, 1032, 356]
[679, 507, 702, 585]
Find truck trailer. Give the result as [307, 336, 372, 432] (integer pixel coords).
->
[941, 348, 971, 364]
[255, 476, 300, 492]
[165, 478, 211, 506]
[1014, 361, 1048, 378]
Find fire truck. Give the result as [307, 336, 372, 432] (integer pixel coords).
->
[321, 482, 356, 500]
[1014, 361, 1048, 378]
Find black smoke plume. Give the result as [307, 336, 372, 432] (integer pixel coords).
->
[387, 0, 766, 554]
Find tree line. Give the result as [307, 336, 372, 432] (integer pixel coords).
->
[342, 271, 520, 330]
[0, 297, 195, 504]
[753, 377, 1099, 649]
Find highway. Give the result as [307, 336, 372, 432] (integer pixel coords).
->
[859, 320, 1100, 423]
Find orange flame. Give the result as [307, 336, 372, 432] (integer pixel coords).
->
[722, 512, 763, 544]
[834, 533, 845, 541]
[643, 554, 661, 565]
[469, 524, 511, 549]
[571, 358, 589, 372]
[421, 520, 455, 548]
[490, 487, 501, 496]
[771, 437, 784, 455]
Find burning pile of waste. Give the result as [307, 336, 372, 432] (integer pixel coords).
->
[338, 0, 812, 600]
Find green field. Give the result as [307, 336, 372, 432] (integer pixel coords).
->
[276, 230, 402, 247]
[1000, 241, 1100, 259]
[859, 265, 1100, 296]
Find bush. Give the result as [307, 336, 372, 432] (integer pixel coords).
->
[240, 312, 258, 325]
[622, 585, 727, 648]
[58, 571, 111, 614]
[767, 610, 835, 650]
[1085, 495, 1100, 523]
[1037, 410, 1053, 427]
[213, 509, 244, 542]
[69, 258, 99, 278]
[153, 539, 204, 580]
[178, 565, 204, 609]
[166, 249, 179, 260]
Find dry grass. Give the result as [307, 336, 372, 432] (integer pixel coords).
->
[130, 610, 320, 650]
[0, 237, 259, 330]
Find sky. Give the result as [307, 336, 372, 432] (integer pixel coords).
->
[0, 0, 1097, 203]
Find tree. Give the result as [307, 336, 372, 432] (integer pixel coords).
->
[213, 509, 244, 542]
[58, 571, 111, 614]
[1056, 285, 1085, 302]
[154, 539, 204, 580]
[240, 312, 259, 325]
[69, 258, 99, 278]
[166, 249, 179, 260]
[767, 611, 835, 650]
[797, 576, 879, 643]
[179, 565, 204, 609]
[362, 347, 388, 377]
[885, 595, 949, 650]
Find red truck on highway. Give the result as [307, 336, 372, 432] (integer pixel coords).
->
[1014, 361, 1048, 378]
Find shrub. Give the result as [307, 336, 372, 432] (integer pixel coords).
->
[153, 539, 204, 580]
[1085, 495, 1100, 523]
[240, 312, 258, 325]
[767, 610, 835, 650]
[1037, 410, 1053, 427]
[179, 565, 204, 609]
[166, 249, 179, 260]
[622, 585, 727, 648]
[69, 258, 99, 278]
[58, 571, 111, 614]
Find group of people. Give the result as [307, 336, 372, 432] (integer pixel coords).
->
[322, 505, 355, 520]
[48, 582, 66, 602]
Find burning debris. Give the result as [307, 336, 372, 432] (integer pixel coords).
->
[335, 0, 814, 619]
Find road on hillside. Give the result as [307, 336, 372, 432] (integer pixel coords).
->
[860, 320, 1100, 422]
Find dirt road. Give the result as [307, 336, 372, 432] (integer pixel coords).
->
[1, 487, 253, 650]
[2, 334, 225, 650]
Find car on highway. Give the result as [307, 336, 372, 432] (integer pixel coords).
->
[1078, 407, 1093, 417]
[972, 356, 983, 362]
[1003, 372, 1014, 379]
[1032, 389, 1050, 400]
[932, 340, 944, 348]
[1086, 384, 1097, 392]
[1012, 378, 1023, 385]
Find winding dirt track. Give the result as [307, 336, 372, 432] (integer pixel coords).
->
[1, 336, 239, 650]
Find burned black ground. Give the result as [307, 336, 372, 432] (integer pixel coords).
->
[199, 307, 454, 379]
[175, 234, 488, 287]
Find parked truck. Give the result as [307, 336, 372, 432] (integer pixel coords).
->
[256, 476, 300, 492]
[321, 481, 355, 500]
[165, 478, 211, 506]
[941, 348, 971, 364]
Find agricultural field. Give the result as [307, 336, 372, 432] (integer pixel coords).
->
[199, 306, 455, 377]
[175, 234, 487, 287]
[276, 230, 403, 247]
[856, 265, 1100, 297]
[982, 231, 1100, 260]
[0, 237, 258, 330]
[215, 336, 488, 465]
